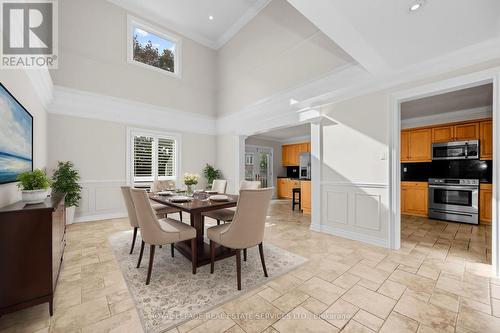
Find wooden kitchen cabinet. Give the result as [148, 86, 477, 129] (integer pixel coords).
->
[480, 120, 493, 160]
[402, 129, 432, 162]
[401, 181, 428, 217]
[432, 126, 454, 143]
[282, 142, 310, 166]
[480, 183, 492, 224]
[300, 180, 311, 214]
[454, 122, 480, 141]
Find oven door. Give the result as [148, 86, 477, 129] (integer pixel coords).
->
[428, 185, 478, 214]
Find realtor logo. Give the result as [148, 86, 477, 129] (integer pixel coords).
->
[1, 0, 58, 68]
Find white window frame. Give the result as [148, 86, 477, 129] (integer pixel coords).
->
[127, 15, 182, 79]
[126, 127, 182, 186]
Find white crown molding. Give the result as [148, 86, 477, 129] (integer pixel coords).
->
[24, 67, 54, 110]
[49, 86, 217, 135]
[215, 0, 272, 49]
[402, 106, 493, 129]
[107, 0, 271, 50]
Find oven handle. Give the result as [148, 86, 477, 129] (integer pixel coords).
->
[428, 185, 479, 190]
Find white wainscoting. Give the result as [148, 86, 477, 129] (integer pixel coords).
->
[316, 181, 389, 247]
[74, 180, 128, 223]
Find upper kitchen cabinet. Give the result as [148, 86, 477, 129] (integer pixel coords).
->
[454, 122, 479, 140]
[401, 129, 432, 162]
[432, 126, 454, 143]
[282, 142, 310, 166]
[480, 120, 493, 160]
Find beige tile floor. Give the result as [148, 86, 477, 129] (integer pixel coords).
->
[1, 201, 499, 333]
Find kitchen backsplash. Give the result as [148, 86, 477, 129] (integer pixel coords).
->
[402, 160, 492, 183]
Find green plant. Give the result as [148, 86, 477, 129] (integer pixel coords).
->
[17, 169, 51, 191]
[202, 164, 221, 185]
[52, 161, 82, 207]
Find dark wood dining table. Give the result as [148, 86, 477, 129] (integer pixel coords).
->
[149, 192, 238, 267]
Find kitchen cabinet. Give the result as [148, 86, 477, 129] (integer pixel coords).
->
[401, 181, 428, 217]
[432, 126, 454, 143]
[300, 180, 311, 214]
[401, 129, 432, 162]
[277, 178, 300, 199]
[454, 122, 480, 141]
[480, 120, 493, 160]
[480, 183, 492, 224]
[282, 142, 310, 166]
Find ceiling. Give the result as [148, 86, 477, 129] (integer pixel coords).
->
[108, 0, 271, 49]
[401, 84, 493, 120]
[250, 123, 310, 141]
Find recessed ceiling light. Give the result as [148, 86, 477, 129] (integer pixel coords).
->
[208, 15, 214, 20]
[409, 1, 425, 12]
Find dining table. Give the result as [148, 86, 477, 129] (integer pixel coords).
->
[149, 192, 239, 267]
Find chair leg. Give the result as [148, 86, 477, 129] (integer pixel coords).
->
[137, 241, 145, 268]
[130, 227, 138, 254]
[258, 243, 268, 277]
[243, 248, 247, 262]
[146, 245, 155, 285]
[191, 239, 197, 274]
[236, 249, 242, 290]
[210, 240, 215, 274]
[217, 219, 220, 225]
[179, 211, 183, 221]
[171, 243, 175, 257]
[159, 245, 162, 249]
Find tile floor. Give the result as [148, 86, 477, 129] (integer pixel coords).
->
[1, 201, 499, 333]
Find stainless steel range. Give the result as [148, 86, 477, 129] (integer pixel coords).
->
[428, 178, 479, 224]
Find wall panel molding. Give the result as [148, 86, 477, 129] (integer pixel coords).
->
[74, 180, 127, 223]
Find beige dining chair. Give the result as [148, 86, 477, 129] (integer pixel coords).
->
[211, 179, 227, 194]
[130, 188, 197, 285]
[207, 188, 273, 290]
[202, 180, 261, 225]
[150, 180, 183, 221]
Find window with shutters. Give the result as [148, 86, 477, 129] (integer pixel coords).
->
[128, 129, 180, 184]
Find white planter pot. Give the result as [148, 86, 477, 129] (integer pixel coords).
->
[21, 189, 48, 204]
[66, 206, 76, 225]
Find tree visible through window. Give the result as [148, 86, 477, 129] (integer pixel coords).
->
[133, 27, 176, 73]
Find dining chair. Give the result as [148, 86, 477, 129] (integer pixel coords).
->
[207, 188, 273, 290]
[202, 180, 261, 225]
[130, 188, 197, 285]
[150, 180, 183, 221]
[211, 179, 227, 194]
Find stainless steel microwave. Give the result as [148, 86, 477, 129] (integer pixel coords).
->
[432, 140, 479, 161]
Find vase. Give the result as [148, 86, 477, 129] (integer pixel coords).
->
[186, 184, 194, 195]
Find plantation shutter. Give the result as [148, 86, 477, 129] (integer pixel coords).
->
[134, 136, 154, 180]
[157, 138, 175, 178]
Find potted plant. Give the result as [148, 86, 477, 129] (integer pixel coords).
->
[52, 161, 82, 225]
[202, 164, 222, 189]
[17, 169, 51, 204]
[183, 173, 199, 195]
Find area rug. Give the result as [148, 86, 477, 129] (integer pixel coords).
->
[109, 230, 307, 333]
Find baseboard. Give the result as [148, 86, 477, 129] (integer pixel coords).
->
[73, 211, 128, 223]
[310, 224, 389, 248]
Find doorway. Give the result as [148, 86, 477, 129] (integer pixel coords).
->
[245, 145, 273, 188]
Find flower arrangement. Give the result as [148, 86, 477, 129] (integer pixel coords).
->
[183, 173, 199, 186]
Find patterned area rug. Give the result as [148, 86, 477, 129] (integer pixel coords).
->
[109, 230, 307, 333]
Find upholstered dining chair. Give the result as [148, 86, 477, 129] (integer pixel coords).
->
[207, 188, 273, 290]
[202, 180, 261, 225]
[150, 180, 183, 221]
[130, 188, 197, 285]
[211, 179, 227, 194]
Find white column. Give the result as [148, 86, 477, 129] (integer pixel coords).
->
[233, 135, 247, 194]
[310, 121, 322, 230]
[493, 73, 500, 277]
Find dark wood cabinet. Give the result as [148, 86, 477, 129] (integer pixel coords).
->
[0, 192, 66, 316]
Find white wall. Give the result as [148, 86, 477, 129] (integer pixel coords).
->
[0, 70, 48, 207]
[48, 113, 216, 221]
[50, 0, 216, 116]
[216, 0, 354, 116]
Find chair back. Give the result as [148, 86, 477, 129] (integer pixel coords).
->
[129, 188, 167, 245]
[220, 188, 273, 249]
[121, 186, 139, 228]
[240, 180, 261, 190]
[151, 180, 176, 193]
[211, 179, 227, 194]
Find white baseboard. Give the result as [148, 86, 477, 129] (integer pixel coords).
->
[73, 211, 128, 223]
[311, 223, 389, 248]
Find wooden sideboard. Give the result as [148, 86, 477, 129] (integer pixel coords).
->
[0, 192, 66, 316]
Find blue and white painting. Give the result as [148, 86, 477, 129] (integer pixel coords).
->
[0, 84, 33, 184]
